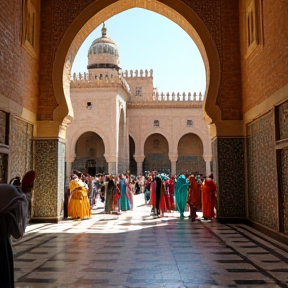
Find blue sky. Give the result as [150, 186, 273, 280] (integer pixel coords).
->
[72, 8, 206, 94]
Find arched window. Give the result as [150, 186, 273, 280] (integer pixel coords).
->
[187, 120, 193, 127]
[154, 120, 159, 127]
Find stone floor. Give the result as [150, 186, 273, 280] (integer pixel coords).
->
[12, 194, 288, 288]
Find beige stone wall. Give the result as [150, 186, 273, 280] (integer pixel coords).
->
[178, 134, 203, 156]
[128, 106, 211, 158]
[125, 73, 154, 100]
[66, 83, 130, 174]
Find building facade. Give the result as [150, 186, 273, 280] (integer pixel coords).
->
[0, 0, 288, 242]
[66, 25, 211, 178]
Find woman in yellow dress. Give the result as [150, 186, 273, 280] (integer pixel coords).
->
[68, 175, 91, 220]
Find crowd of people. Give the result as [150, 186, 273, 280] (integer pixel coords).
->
[0, 169, 216, 287]
[64, 170, 217, 222]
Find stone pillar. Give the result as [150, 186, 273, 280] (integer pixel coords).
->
[105, 155, 117, 175]
[65, 156, 75, 182]
[169, 154, 178, 175]
[206, 120, 246, 221]
[134, 155, 145, 176]
[202, 155, 212, 176]
[32, 137, 66, 223]
[108, 162, 117, 174]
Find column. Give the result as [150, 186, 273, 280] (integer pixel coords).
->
[169, 154, 178, 175]
[104, 154, 117, 175]
[134, 155, 145, 176]
[202, 155, 212, 176]
[32, 137, 66, 223]
[65, 156, 75, 182]
[108, 162, 117, 175]
[212, 137, 245, 220]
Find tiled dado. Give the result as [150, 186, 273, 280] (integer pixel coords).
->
[277, 100, 288, 235]
[281, 148, 288, 234]
[212, 137, 246, 219]
[10, 117, 33, 179]
[247, 110, 278, 230]
[31, 139, 65, 222]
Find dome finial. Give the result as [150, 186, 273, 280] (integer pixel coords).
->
[102, 22, 107, 37]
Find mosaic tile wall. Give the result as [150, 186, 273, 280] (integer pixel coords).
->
[33, 139, 65, 219]
[278, 100, 288, 234]
[247, 110, 278, 230]
[0, 111, 6, 144]
[213, 137, 245, 218]
[58, 141, 66, 217]
[278, 97, 288, 140]
[10, 117, 33, 180]
[281, 148, 288, 234]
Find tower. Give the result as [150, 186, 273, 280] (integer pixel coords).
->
[67, 24, 131, 176]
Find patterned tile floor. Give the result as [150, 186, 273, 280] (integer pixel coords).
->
[12, 194, 288, 288]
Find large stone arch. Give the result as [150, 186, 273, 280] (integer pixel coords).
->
[118, 107, 126, 173]
[143, 132, 170, 174]
[141, 130, 171, 156]
[53, 0, 221, 134]
[72, 131, 107, 175]
[173, 126, 212, 158]
[66, 126, 110, 162]
[176, 133, 205, 175]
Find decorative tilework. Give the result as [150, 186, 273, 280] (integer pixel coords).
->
[32, 139, 65, 220]
[247, 111, 278, 230]
[10, 116, 33, 179]
[281, 148, 288, 234]
[278, 100, 288, 140]
[214, 137, 246, 218]
[182, 0, 221, 56]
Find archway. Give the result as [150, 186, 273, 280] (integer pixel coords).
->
[72, 131, 107, 175]
[176, 133, 205, 175]
[143, 133, 170, 174]
[129, 135, 137, 175]
[118, 108, 125, 174]
[42, 0, 224, 222]
[53, 0, 221, 132]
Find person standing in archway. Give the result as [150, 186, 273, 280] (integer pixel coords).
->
[154, 171, 162, 216]
[119, 174, 130, 211]
[175, 174, 189, 219]
[167, 175, 175, 211]
[68, 175, 91, 220]
[201, 175, 217, 220]
[187, 175, 202, 222]
[104, 175, 116, 214]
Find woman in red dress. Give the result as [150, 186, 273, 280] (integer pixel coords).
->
[187, 175, 201, 222]
[201, 176, 217, 220]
